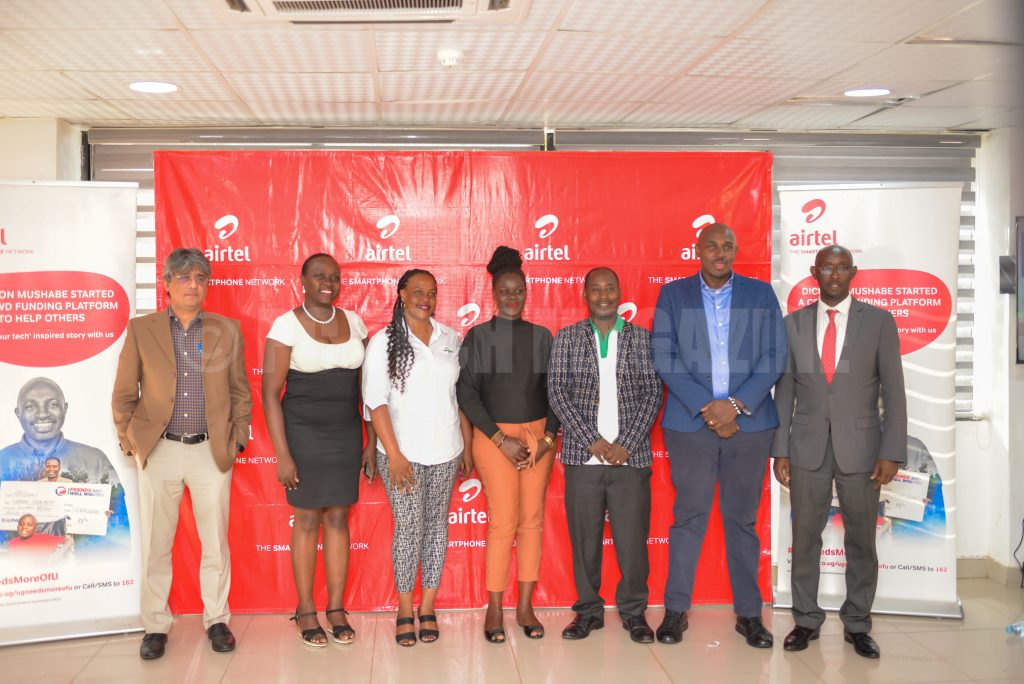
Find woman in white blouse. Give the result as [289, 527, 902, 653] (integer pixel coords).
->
[263, 253, 376, 648]
[362, 268, 473, 647]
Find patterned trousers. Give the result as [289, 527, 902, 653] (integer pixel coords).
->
[376, 451, 460, 593]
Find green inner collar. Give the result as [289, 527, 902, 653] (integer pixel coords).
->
[590, 316, 625, 358]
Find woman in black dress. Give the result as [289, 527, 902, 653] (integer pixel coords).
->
[263, 253, 376, 647]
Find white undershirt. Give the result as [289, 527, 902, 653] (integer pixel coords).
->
[586, 329, 619, 466]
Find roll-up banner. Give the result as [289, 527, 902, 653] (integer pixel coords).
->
[775, 183, 961, 618]
[0, 180, 141, 645]
[155, 150, 775, 612]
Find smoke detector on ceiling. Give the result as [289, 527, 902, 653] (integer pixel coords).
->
[212, 0, 531, 25]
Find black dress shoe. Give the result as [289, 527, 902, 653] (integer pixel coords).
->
[655, 609, 688, 644]
[207, 622, 236, 652]
[735, 616, 773, 648]
[783, 625, 820, 651]
[844, 630, 880, 659]
[561, 613, 604, 640]
[622, 615, 655, 644]
[139, 633, 167, 660]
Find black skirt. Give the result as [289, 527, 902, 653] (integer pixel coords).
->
[282, 366, 362, 508]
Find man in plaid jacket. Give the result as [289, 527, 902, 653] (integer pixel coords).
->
[548, 267, 664, 644]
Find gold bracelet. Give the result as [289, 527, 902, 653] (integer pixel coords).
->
[491, 430, 505, 447]
[542, 435, 556, 450]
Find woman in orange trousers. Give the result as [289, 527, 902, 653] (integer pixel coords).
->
[457, 246, 560, 642]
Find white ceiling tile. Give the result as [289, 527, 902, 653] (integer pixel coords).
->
[836, 43, 1022, 83]
[248, 101, 379, 126]
[924, 0, 1023, 44]
[382, 100, 508, 125]
[845, 105, 1011, 129]
[651, 76, 819, 105]
[735, 104, 883, 129]
[0, 34, 47, 70]
[503, 100, 640, 126]
[808, 79, 959, 99]
[0, 99, 131, 120]
[162, 0, 245, 30]
[110, 98, 256, 123]
[951, 108, 1024, 129]
[517, 0, 564, 32]
[227, 72, 376, 103]
[0, 71, 95, 99]
[193, 29, 375, 73]
[619, 103, 761, 126]
[907, 80, 1022, 108]
[380, 70, 523, 102]
[0, 0, 179, 30]
[518, 71, 673, 103]
[538, 31, 719, 74]
[6, 30, 208, 71]
[737, 0, 970, 43]
[65, 71, 237, 101]
[376, 30, 545, 72]
[561, 0, 764, 37]
[692, 39, 886, 79]
[975, 65, 1024, 83]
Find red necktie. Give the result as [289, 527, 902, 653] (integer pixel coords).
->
[822, 309, 838, 384]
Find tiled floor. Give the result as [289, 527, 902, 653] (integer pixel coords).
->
[2, 579, 1023, 683]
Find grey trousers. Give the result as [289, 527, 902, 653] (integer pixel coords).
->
[663, 427, 773, 618]
[790, 435, 880, 633]
[564, 464, 652, 619]
[376, 452, 460, 594]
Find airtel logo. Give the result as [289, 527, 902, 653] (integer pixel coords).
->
[206, 214, 251, 262]
[377, 214, 400, 239]
[525, 213, 570, 261]
[535, 214, 558, 239]
[459, 478, 482, 502]
[617, 302, 637, 322]
[215, 214, 239, 239]
[680, 214, 715, 260]
[802, 199, 826, 223]
[457, 303, 481, 327]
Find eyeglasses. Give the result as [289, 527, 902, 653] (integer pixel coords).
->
[817, 265, 852, 276]
[173, 274, 209, 285]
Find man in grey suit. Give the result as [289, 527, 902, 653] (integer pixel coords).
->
[773, 245, 907, 659]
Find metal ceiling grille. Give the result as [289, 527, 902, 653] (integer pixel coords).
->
[273, 0, 463, 11]
[88, 127, 977, 417]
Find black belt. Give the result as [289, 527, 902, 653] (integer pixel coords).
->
[162, 431, 208, 445]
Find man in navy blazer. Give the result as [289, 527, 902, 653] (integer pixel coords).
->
[651, 223, 786, 648]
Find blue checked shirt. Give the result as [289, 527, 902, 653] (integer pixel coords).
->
[166, 309, 208, 435]
[700, 274, 733, 401]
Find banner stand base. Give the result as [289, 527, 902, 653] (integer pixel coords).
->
[773, 590, 963, 620]
[0, 617, 143, 648]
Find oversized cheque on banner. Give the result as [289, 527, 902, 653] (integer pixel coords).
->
[0, 181, 140, 646]
[776, 183, 961, 618]
[155, 151, 774, 612]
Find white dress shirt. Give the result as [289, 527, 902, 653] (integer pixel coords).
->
[586, 328, 619, 466]
[362, 318, 463, 465]
[816, 295, 852, 359]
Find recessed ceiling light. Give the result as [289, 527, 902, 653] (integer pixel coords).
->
[129, 81, 178, 94]
[844, 88, 891, 97]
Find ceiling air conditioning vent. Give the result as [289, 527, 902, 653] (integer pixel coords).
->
[214, 0, 530, 24]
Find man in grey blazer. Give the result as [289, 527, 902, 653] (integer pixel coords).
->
[773, 245, 907, 659]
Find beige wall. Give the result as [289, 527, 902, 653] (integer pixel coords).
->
[0, 118, 82, 181]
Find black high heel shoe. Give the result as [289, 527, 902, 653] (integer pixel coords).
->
[290, 609, 327, 648]
[395, 616, 417, 647]
[418, 613, 440, 643]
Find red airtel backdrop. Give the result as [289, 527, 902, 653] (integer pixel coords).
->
[153, 150, 773, 613]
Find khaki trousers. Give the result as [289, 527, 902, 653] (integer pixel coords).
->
[137, 438, 232, 633]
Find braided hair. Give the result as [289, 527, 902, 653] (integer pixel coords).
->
[386, 268, 435, 393]
[486, 245, 525, 288]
